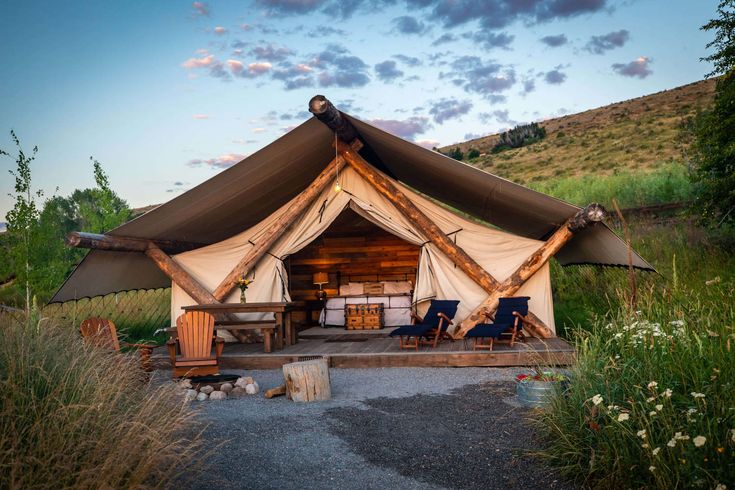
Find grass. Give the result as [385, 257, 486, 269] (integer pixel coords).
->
[0, 313, 206, 489]
[537, 286, 735, 489]
[528, 163, 693, 209]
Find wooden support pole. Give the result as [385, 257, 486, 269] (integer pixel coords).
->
[336, 140, 501, 294]
[144, 244, 247, 342]
[211, 155, 347, 302]
[66, 231, 205, 254]
[455, 203, 606, 338]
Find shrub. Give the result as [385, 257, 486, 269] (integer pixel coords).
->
[467, 148, 481, 159]
[492, 122, 546, 153]
[0, 314, 207, 488]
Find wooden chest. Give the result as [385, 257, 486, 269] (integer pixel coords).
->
[345, 303, 384, 330]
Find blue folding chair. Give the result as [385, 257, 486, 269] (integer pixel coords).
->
[389, 300, 460, 350]
[465, 297, 530, 351]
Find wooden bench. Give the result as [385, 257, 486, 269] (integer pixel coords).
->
[166, 320, 279, 353]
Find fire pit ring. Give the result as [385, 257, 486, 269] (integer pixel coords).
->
[187, 373, 240, 391]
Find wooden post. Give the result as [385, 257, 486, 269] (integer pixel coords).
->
[211, 155, 346, 302]
[66, 231, 204, 254]
[144, 244, 247, 342]
[336, 140, 501, 294]
[282, 358, 331, 402]
[455, 204, 606, 337]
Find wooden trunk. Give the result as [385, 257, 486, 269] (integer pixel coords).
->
[283, 358, 331, 402]
[345, 303, 384, 330]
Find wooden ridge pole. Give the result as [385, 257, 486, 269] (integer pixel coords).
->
[66, 231, 205, 254]
[454, 203, 606, 337]
[211, 155, 346, 302]
[336, 139, 500, 294]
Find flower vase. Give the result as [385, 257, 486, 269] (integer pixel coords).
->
[240, 290, 247, 304]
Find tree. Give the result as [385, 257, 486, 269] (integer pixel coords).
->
[690, 0, 735, 227]
[467, 148, 481, 159]
[1, 131, 42, 311]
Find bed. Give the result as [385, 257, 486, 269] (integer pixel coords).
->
[318, 279, 414, 327]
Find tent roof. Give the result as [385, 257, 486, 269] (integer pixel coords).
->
[51, 114, 652, 303]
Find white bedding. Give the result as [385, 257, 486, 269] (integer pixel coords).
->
[319, 295, 412, 327]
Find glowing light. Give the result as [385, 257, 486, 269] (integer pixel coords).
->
[334, 181, 342, 192]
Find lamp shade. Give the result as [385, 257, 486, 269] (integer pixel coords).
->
[312, 272, 329, 285]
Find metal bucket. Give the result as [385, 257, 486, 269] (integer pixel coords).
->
[516, 380, 560, 408]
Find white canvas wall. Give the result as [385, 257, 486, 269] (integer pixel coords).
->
[170, 165, 556, 337]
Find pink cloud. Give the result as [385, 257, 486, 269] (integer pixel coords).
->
[182, 54, 214, 69]
[214, 26, 227, 35]
[192, 1, 209, 16]
[248, 62, 272, 75]
[192, 114, 211, 120]
[227, 59, 244, 74]
[415, 139, 439, 149]
[187, 153, 246, 169]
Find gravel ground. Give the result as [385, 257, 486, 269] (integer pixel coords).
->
[187, 368, 574, 490]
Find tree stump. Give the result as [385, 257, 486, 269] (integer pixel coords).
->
[282, 358, 331, 402]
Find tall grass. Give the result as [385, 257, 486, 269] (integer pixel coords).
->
[529, 163, 693, 209]
[0, 314, 206, 489]
[537, 286, 735, 488]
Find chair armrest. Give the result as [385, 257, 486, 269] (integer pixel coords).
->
[214, 336, 225, 358]
[482, 308, 495, 320]
[437, 312, 454, 325]
[166, 338, 177, 362]
[410, 312, 423, 324]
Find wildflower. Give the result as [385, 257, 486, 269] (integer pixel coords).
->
[642, 443, 649, 448]
[717, 447, 725, 454]
[637, 429, 647, 439]
[617, 413, 630, 422]
[674, 432, 690, 441]
[663, 389, 672, 398]
[647, 381, 658, 390]
[591, 394, 603, 406]
[732, 429, 735, 442]
[655, 404, 663, 411]
[691, 392, 705, 399]
[667, 438, 677, 447]
[649, 466, 656, 472]
[693, 436, 706, 447]
[687, 408, 698, 416]
[652, 447, 660, 456]
[715, 484, 726, 490]
[614, 354, 620, 359]
[646, 396, 655, 402]
[649, 411, 657, 416]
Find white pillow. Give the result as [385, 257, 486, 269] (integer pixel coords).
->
[339, 282, 364, 296]
[382, 281, 412, 294]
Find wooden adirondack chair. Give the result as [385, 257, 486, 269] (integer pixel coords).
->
[80, 317, 156, 371]
[167, 311, 225, 378]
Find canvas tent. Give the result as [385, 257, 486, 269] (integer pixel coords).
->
[52, 112, 653, 336]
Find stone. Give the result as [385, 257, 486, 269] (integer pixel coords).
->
[199, 385, 214, 395]
[235, 377, 254, 389]
[209, 390, 227, 401]
[245, 382, 259, 395]
[184, 389, 198, 402]
[178, 379, 193, 389]
[196, 392, 208, 401]
[220, 382, 233, 393]
[230, 386, 247, 397]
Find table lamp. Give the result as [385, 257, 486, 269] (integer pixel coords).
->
[313, 272, 329, 300]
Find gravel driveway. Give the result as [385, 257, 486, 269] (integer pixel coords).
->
[189, 368, 574, 490]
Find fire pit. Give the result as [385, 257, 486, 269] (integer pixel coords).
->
[188, 373, 239, 391]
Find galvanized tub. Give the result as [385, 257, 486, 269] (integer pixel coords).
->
[516, 378, 568, 408]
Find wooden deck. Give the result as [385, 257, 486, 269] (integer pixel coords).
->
[154, 327, 575, 369]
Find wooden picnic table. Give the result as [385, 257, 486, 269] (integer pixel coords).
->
[182, 302, 297, 350]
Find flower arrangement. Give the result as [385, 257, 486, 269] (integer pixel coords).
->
[236, 275, 253, 303]
[516, 371, 568, 383]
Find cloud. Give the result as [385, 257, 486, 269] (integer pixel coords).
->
[375, 60, 404, 82]
[192, 114, 211, 119]
[367, 116, 431, 139]
[249, 43, 294, 62]
[272, 62, 315, 89]
[393, 54, 422, 67]
[612, 56, 652, 78]
[227, 59, 272, 78]
[478, 109, 517, 126]
[422, 0, 607, 29]
[544, 67, 567, 84]
[213, 26, 227, 35]
[192, 1, 209, 16]
[255, 0, 328, 15]
[429, 98, 473, 124]
[445, 56, 516, 99]
[415, 139, 440, 149]
[464, 31, 514, 50]
[251, 127, 267, 133]
[585, 29, 630, 54]
[182, 53, 215, 69]
[521, 78, 536, 95]
[312, 44, 370, 88]
[540, 34, 568, 47]
[392, 15, 427, 35]
[187, 153, 246, 169]
[432, 33, 457, 46]
[307, 26, 347, 37]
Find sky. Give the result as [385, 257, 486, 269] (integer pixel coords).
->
[0, 0, 718, 219]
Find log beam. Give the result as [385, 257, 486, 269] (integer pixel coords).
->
[66, 231, 205, 254]
[455, 203, 606, 337]
[336, 140, 501, 294]
[308, 95, 358, 143]
[211, 155, 347, 302]
[144, 244, 247, 342]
